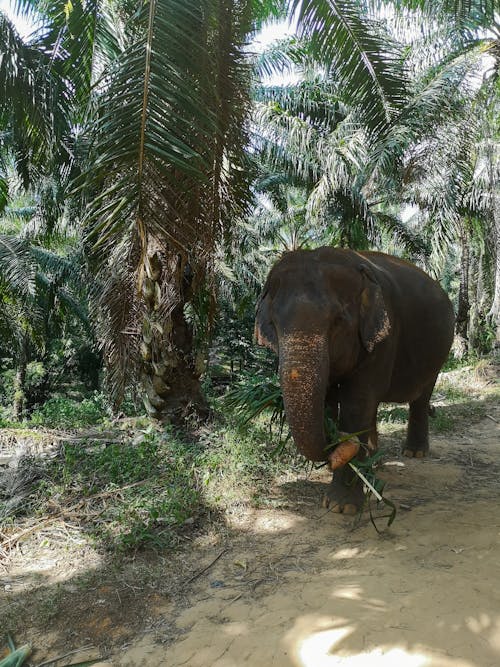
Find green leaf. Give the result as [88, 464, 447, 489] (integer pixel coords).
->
[0, 644, 31, 667]
[291, 0, 408, 133]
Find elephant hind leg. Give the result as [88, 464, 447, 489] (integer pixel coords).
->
[403, 377, 437, 458]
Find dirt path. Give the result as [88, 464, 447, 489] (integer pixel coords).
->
[2, 392, 500, 667]
[112, 405, 500, 667]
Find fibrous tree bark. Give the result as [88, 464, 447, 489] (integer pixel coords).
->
[454, 224, 470, 357]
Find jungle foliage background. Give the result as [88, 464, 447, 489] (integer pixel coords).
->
[0, 0, 499, 550]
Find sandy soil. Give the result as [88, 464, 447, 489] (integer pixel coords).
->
[117, 402, 500, 667]
[2, 393, 500, 667]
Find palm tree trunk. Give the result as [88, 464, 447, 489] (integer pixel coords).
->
[469, 243, 486, 352]
[13, 338, 28, 420]
[489, 201, 500, 347]
[455, 224, 470, 357]
[140, 250, 207, 422]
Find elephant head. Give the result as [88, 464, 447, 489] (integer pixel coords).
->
[255, 250, 390, 462]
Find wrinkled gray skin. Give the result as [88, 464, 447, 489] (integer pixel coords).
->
[255, 248, 455, 513]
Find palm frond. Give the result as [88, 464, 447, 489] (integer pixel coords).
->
[378, 0, 498, 31]
[89, 238, 143, 406]
[35, 272, 90, 328]
[253, 76, 346, 131]
[0, 11, 71, 186]
[375, 211, 430, 259]
[84, 0, 221, 258]
[30, 246, 85, 286]
[291, 0, 408, 133]
[252, 0, 288, 29]
[252, 100, 322, 182]
[372, 41, 488, 178]
[0, 234, 36, 297]
[253, 36, 308, 80]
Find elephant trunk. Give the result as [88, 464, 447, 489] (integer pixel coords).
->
[279, 333, 329, 462]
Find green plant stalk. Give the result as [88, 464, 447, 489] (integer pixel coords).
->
[0, 644, 31, 667]
[348, 456, 397, 530]
[348, 461, 382, 500]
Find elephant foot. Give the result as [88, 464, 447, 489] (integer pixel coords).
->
[402, 443, 428, 458]
[322, 470, 364, 515]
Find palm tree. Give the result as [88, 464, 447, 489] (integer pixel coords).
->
[76, 0, 259, 419]
[0, 228, 90, 417]
[251, 1, 500, 353]
[251, 47, 436, 256]
[1, 0, 249, 418]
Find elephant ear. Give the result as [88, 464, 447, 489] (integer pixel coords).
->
[255, 284, 278, 352]
[359, 265, 391, 353]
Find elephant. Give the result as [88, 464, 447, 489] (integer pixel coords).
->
[255, 247, 455, 513]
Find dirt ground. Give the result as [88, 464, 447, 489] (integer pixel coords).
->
[2, 386, 500, 666]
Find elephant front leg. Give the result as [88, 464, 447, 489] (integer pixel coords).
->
[323, 396, 378, 515]
[325, 384, 339, 424]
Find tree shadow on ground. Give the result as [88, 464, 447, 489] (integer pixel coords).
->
[1, 393, 499, 665]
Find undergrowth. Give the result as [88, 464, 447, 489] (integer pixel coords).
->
[196, 418, 294, 508]
[18, 429, 198, 551]
[3, 355, 498, 554]
[0, 395, 109, 430]
[30, 394, 110, 429]
[378, 356, 498, 435]
[0, 393, 141, 430]
[6, 417, 290, 553]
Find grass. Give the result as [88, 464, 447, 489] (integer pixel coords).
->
[2, 355, 498, 555]
[2, 414, 290, 553]
[196, 417, 293, 508]
[30, 428, 201, 551]
[378, 356, 499, 435]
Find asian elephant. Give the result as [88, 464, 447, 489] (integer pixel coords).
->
[255, 247, 455, 513]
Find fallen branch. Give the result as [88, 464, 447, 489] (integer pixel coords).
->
[0, 478, 160, 556]
[1, 518, 55, 551]
[183, 549, 228, 586]
[34, 645, 96, 667]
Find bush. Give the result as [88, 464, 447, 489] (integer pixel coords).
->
[36, 428, 201, 551]
[29, 393, 110, 429]
[223, 370, 283, 425]
[195, 417, 289, 508]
